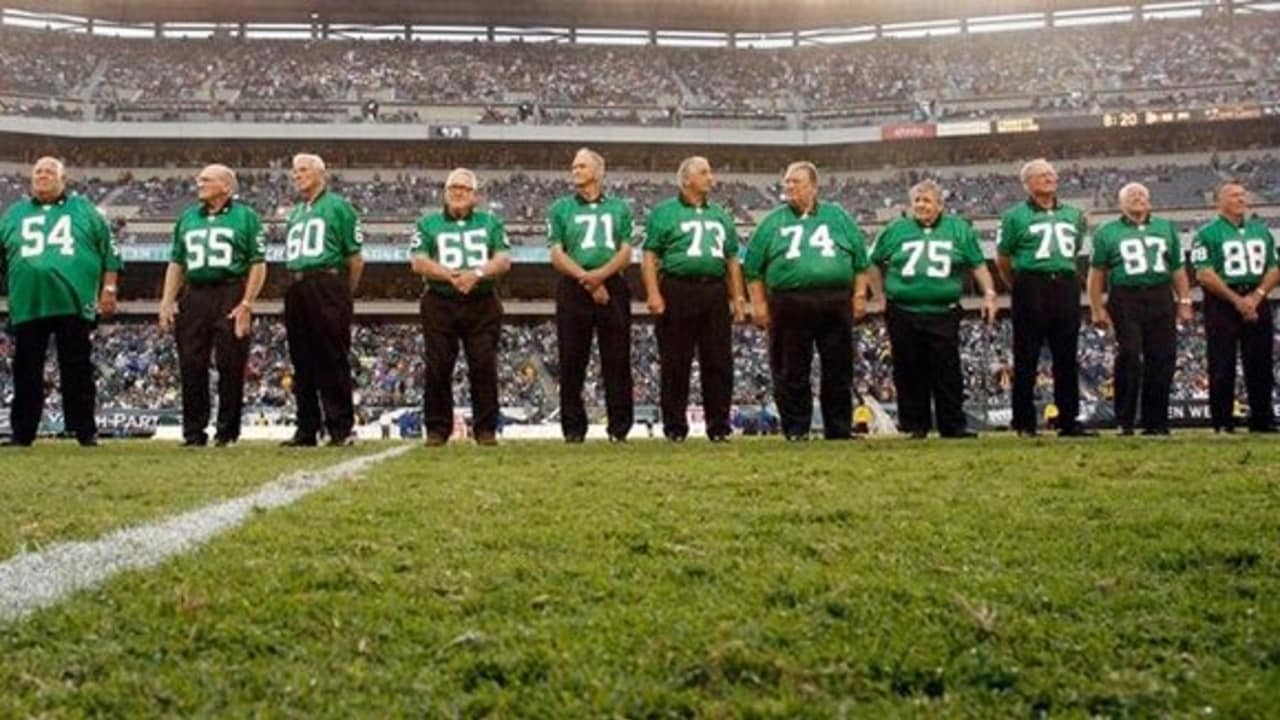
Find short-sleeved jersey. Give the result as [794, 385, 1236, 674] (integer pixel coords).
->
[642, 196, 739, 279]
[1190, 215, 1277, 286]
[283, 190, 362, 272]
[872, 213, 985, 314]
[411, 209, 510, 297]
[1089, 215, 1184, 288]
[546, 194, 633, 271]
[0, 192, 123, 325]
[997, 199, 1087, 275]
[169, 200, 266, 284]
[743, 201, 869, 292]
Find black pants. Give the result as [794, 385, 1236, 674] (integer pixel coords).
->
[176, 280, 250, 442]
[284, 272, 354, 441]
[770, 289, 852, 439]
[885, 303, 966, 435]
[1011, 272, 1081, 432]
[556, 274, 633, 440]
[1107, 284, 1176, 432]
[655, 276, 733, 439]
[9, 315, 96, 444]
[421, 291, 503, 439]
[1204, 289, 1274, 431]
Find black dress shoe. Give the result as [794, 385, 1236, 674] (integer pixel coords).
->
[1059, 426, 1098, 438]
[280, 435, 318, 447]
[941, 431, 978, 439]
[1141, 428, 1171, 436]
[1118, 427, 1135, 437]
[564, 435, 585, 444]
[907, 430, 929, 440]
[665, 434, 687, 443]
[1015, 428, 1038, 438]
[78, 437, 99, 447]
[214, 437, 237, 447]
[608, 434, 628, 444]
[4, 438, 33, 447]
[708, 435, 730, 443]
[182, 435, 208, 447]
[327, 434, 356, 447]
[784, 433, 810, 442]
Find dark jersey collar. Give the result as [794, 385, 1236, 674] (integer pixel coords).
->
[443, 205, 475, 222]
[1119, 213, 1150, 227]
[786, 200, 820, 218]
[913, 213, 944, 230]
[30, 192, 68, 207]
[1217, 213, 1247, 229]
[678, 192, 709, 210]
[575, 192, 606, 205]
[304, 188, 329, 208]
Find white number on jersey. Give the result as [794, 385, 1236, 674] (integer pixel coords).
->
[900, 240, 953, 278]
[435, 228, 490, 269]
[183, 227, 236, 270]
[286, 218, 326, 261]
[574, 213, 616, 250]
[19, 215, 76, 258]
[781, 224, 837, 260]
[1117, 236, 1169, 275]
[679, 219, 727, 258]
[1221, 238, 1268, 278]
[1028, 221, 1077, 260]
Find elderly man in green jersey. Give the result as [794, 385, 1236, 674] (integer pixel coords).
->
[280, 153, 364, 447]
[744, 161, 870, 441]
[869, 180, 997, 439]
[996, 157, 1094, 437]
[642, 156, 746, 443]
[0, 156, 122, 446]
[548, 147, 634, 443]
[410, 168, 512, 447]
[1087, 182, 1192, 436]
[1190, 180, 1279, 433]
[159, 164, 266, 447]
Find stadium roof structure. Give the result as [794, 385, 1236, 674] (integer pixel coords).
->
[0, 0, 1218, 34]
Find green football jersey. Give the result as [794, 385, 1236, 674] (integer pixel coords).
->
[169, 200, 266, 284]
[0, 192, 123, 325]
[872, 214, 984, 314]
[1190, 215, 1277, 285]
[743, 201, 869, 292]
[997, 199, 1087, 275]
[642, 196, 739, 278]
[411, 209, 510, 297]
[546, 194, 633, 271]
[284, 190, 362, 272]
[1090, 215, 1184, 288]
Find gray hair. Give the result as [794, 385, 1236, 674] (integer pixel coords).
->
[1019, 158, 1057, 187]
[1214, 179, 1245, 200]
[784, 161, 818, 185]
[575, 147, 605, 176]
[1117, 182, 1149, 205]
[33, 156, 66, 180]
[676, 156, 710, 186]
[909, 179, 943, 203]
[445, 167, 479, 191]
[292, 153, 327, 173]
[204, 163, 238, 193]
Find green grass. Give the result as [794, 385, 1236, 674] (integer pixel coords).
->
[0, 442, 396, 557]
[2, 435, 1279, 717]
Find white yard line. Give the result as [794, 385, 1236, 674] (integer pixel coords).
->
[0, 444, 413, 623]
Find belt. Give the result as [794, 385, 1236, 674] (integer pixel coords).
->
[1228, 283, 1259, 294]
[290, 267, 340, 282]
[189, 277, 244, 288]
[663, 274, 724, 285]
[1017, 271, 1076, 281]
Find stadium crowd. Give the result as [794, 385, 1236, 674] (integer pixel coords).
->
[0, 313, 1271, 423]
[2, 12, 1276, 125]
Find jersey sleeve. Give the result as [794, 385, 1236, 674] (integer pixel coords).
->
[957, 220, 984, 268]
[721, 210, 740, 259]
[1089, 226, 1113, 269]
[841, 212, 870, 273]
[870, 224, 894, 267]
[489, 215, 511, 254]
[245, 210, 266, 264]
[642, 207, 666, 255]
[1165, 222, 1184, 271]
[339, 200, 362, 257]
[1190, 227, 1215, 270]
[996, 211, 1018, 256]
[169, 215, 187, 266]
[616, 204, 634, 246]
[1260, 223, 1278, 269]
[546, 201, 565, 248]
[743, 219, 772, 282]
[95, 205, 124, 273]
[410, 217, 433, 258]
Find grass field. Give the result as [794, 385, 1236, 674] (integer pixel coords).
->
[1, 435, 1278, 717]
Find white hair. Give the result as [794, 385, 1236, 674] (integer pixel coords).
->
[444, 167, 478, 191]
[909, 179, 943, 202]
[1019, 158, 1057, 187]
[1117, 182, 1149, 205]
[292, 153, 326, 172]
[575, 148, 606, 176]
[676, 156, 710, 186]
[204, 164, 238, 193]
[34, 156, 66, 180]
